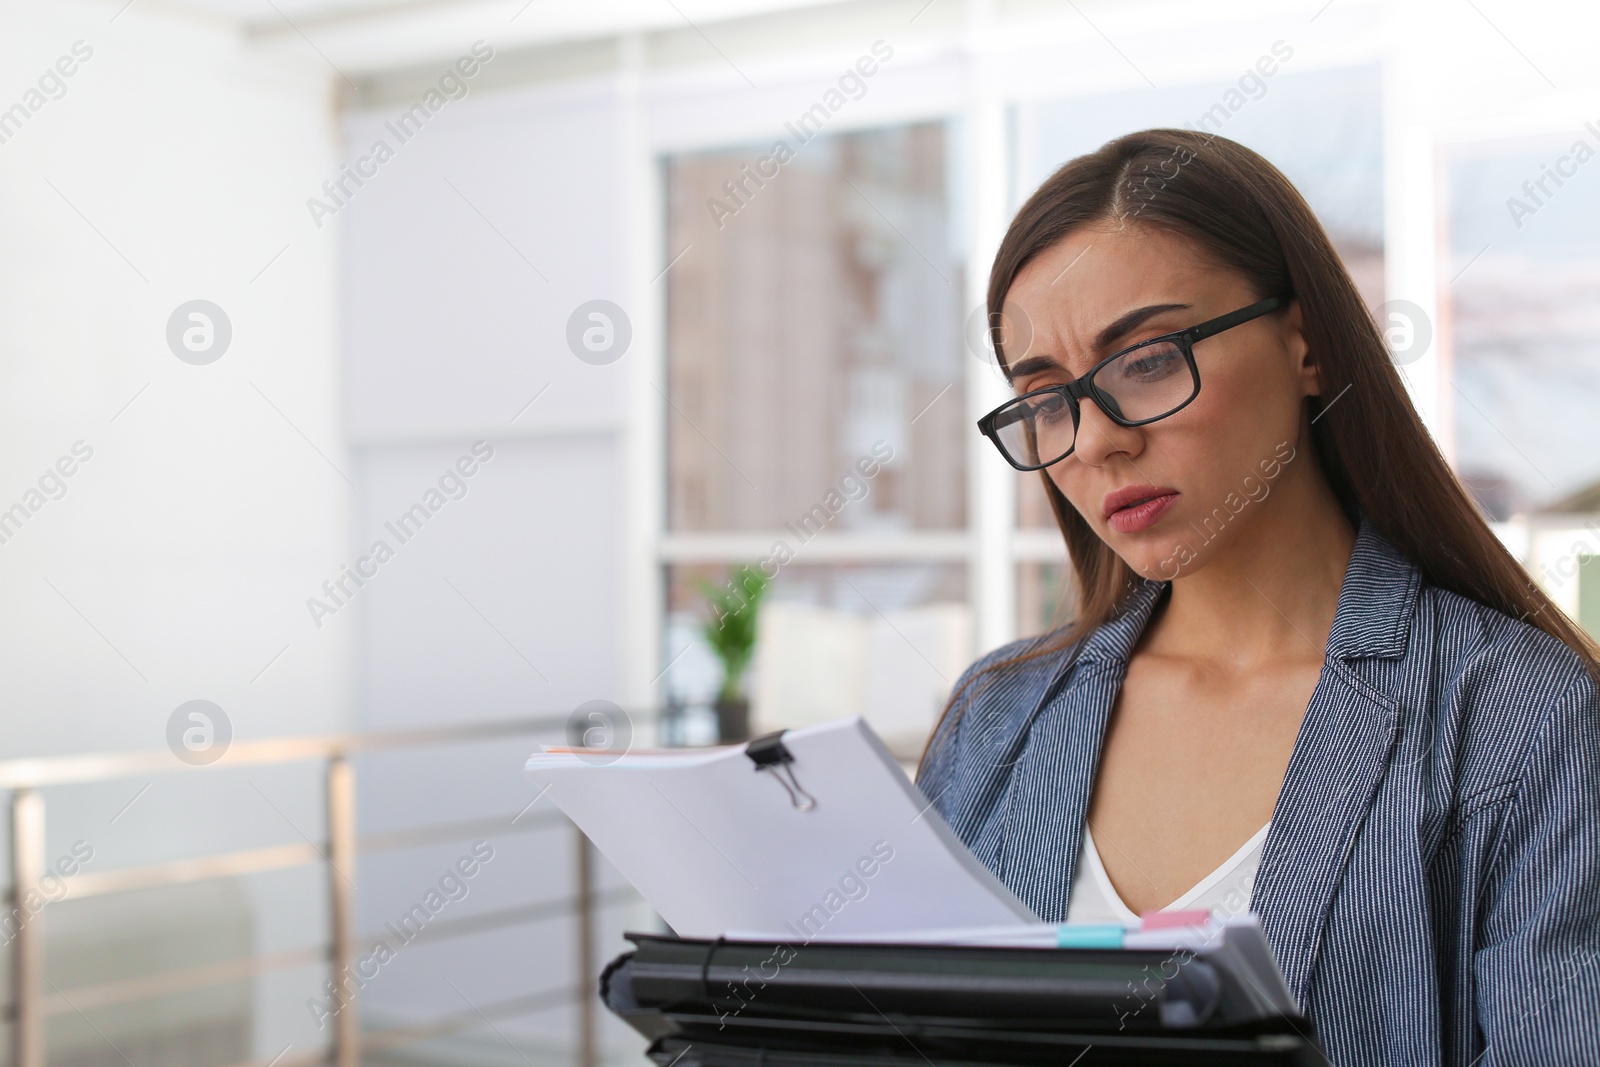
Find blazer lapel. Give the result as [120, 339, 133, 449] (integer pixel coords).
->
[997, 659, 1124, 921]
[934, 645, 1081, 851]
[1250, 519, 1417, 1005]
[994, 582, 1168, 922]
[1249, 661, 1397, 1005]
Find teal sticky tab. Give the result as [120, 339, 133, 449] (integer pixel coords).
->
[1055, 924, 1125, 948]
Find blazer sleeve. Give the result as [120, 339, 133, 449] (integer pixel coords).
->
[1472, 665, 1600, 1063]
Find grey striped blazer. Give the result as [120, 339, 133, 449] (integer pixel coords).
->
[917, 519, 1600, 1065]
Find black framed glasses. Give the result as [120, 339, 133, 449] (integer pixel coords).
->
[977, 295, 1288, 471]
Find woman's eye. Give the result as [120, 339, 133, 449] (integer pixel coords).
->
[1120, 343, 1182, 380]
[1034, 395, 1071, 424]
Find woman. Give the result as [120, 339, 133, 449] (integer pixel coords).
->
[915, 129, 1600, 1064]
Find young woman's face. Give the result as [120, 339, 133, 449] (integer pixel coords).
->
[999, 220, 1317, 580]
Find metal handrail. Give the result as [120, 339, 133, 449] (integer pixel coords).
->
[10, 809, 570, 903]
[3, 711, 659, 1067]
[0, 716, 578, 789]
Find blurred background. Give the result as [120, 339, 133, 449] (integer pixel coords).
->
[0, 0, 1597, 1064]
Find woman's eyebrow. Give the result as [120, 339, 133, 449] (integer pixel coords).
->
[1005, 353, 1062, 382]
[1095, 302, 1192, 351]
[1004, 302, 1192, 382]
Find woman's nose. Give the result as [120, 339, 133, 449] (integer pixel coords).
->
[1071, 397, 1144, 466]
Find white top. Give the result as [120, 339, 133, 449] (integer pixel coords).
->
[1063, 822, 1271, 925]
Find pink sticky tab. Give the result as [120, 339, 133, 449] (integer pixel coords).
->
[1140, 909, 1211, 930]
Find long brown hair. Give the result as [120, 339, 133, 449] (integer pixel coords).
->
[918, 127, 1600, 776]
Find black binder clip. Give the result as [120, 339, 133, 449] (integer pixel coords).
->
[745, 730, 816, 812]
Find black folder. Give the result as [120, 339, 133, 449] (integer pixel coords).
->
[601, 931, 1330, 1066]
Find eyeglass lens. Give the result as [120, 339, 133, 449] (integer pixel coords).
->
[991, 338, 1195, 467]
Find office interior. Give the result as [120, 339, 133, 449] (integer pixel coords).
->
[0, 0, 1597, 1064]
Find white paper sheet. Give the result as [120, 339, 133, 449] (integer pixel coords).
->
[526, 716, 1039, 940]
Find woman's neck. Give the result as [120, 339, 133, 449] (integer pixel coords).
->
[1147, 462, 1356, 668]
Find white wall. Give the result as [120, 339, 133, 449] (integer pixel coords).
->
[338, 67, 642, 1054]
[0, 2, 350, 754]
[0, 2, 351, 1060]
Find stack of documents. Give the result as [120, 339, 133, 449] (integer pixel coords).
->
[536, 716, 1316, 1063]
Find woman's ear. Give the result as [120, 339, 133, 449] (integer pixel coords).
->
[1283, 298, 1319, 397]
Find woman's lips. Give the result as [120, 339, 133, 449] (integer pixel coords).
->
[1104, 489, 1180, 533]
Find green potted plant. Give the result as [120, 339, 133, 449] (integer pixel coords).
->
[694, 563, 769, 743]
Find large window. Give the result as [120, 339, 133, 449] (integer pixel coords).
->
[661, 122, 970, 752]
[655, 63, 1398, 727]
[1445, 135, 1600, 635]
[665, 123, 966, 533]
[1448, 141, 1600, 518]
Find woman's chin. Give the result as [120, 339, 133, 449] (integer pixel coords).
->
[1114, 539, 1210, 583]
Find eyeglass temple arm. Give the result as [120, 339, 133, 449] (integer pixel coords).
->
[1184, 295, 1287, 343]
